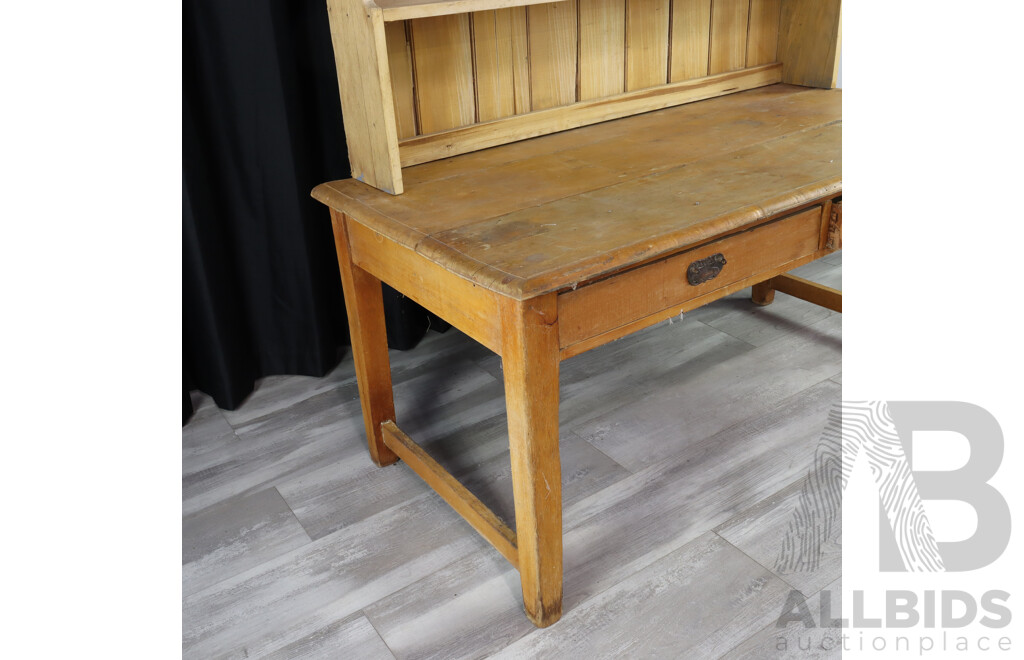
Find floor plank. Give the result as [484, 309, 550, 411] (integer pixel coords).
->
[261, 612, 396, 660]
[364, 550, 528, 660]
[478, 311, 758, 432]
[789, 254, 843, 289]
[562, 379, 840, 610]
[184, 330, 500, 517]
[821, 249, 842, 267]
[716, 473, 841, 597]
[182, 495, 491, 659]
[493, 532, 793, 658]
[183, 393, 240, 458]
[183, 387, 362, 517]
[183, 488, 312, 596]
[580, 313, 841, 472]
[722, 577, 842, 659]
[276, 454, 427, 542]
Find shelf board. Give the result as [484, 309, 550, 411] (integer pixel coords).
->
[372, 0, 567, 22]
[397, 64, 783, 166]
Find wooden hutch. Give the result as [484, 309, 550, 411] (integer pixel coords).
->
[314, 0, 842, 627]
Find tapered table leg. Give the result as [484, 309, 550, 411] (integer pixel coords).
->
[500, 293, 563, 627]
[330, 210, 398, 467]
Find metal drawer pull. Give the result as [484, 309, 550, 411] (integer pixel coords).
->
[686, 253, 727, 285]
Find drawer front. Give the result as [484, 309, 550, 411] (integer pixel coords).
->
[559, 205, 824, 350]
[826, 199, 842, 251]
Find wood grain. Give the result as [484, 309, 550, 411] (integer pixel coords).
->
[501, 293, 563, 627]
[626, 0, 670, 90]
[377, 0, 560, 22]
[473, 10, 516, 122]
[709, 0, 750, 74]
[426, 118, 840, 299]
[509, 6, 532, 113]
[311, 86, 841, 302]
[392, 83, 819, 187]
[410, 15, 476, 133]
[331, 211, 399, 467]
[528, 1, 579, 110]
[778, 0, 842, 88]
[560, 250, 825, 358]
[746, 0, 781, 67]
[558, 206, 824, 352]
[399, 64, 782, 165]
[323, 153, 624, 241]
[384, 21, 417, 138]
[472, 8, 531, 120]
[751, 279, 776, 306]
[346, 219, 504, 353]
[325, 0, 403, 193]
[578, 0, 627, 100]
[767, 273, 842, 312]
[328, 0, 839, 201]
[669, 0, 711, 81]
[380, 421, 520, 568]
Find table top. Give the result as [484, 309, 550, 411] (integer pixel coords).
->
[313, 84, 841, 300]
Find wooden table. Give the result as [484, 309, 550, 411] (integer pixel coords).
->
[313, 83, 842, 627]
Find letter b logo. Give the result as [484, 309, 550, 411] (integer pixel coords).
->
[881, 402, 1010, 571]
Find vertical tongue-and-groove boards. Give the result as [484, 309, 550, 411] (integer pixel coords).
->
[384, 0, 783, 137]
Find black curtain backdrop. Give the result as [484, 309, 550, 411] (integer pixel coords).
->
[183, 0, 442, 422]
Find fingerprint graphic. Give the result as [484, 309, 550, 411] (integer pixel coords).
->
[776, 401, 945, 574]
[775, 404, 842, 574]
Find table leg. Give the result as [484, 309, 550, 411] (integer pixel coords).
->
[751, 279, 776, 306]
[331, 210, 399, 467]
[500, 294, 563, 627]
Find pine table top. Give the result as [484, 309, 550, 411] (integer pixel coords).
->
[313, 84, 841, 300]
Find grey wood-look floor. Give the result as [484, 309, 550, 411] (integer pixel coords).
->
[183, 253, 842, 659]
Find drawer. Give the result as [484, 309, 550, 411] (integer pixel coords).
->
[558, 205, 824, 352]
[826, 199, 842, 251]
